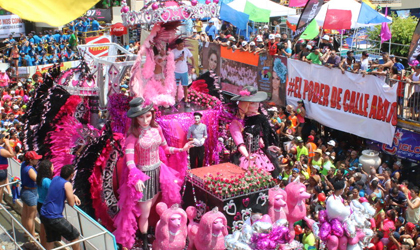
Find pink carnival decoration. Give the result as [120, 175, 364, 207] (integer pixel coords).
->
[153, 203, 188, 250]
[190, 208, 228, 250]
[268, 187, 288, 223]
[284, 178, 313, 242]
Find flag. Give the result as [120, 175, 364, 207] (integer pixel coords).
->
[220, 3, 249, 30]
[357, 2, 391, 25]
[294, 0, 324, 39]
[323, 9, 352, 30]
[300, 19, 319, 40]
[407, 19, 420, 63]
[0, 0, 100, 26]
[289, 0, 308, 7]
[380, 7, 392, 43]
[244, 0, 271, 23]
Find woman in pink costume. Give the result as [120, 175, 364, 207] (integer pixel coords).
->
[130, 22, 179, 108]
[229, 86, 281, 178]
[113, 97, 193, 249]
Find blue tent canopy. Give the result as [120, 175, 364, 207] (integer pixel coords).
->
[219, 2, 249, 31]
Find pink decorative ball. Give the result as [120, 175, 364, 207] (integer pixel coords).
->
[213, 0, 219, 3]
[205, 0, 211, 4]
[121, 6, 130, 13]
[191, 0, 198, 6]
[152, 2, 159, 10]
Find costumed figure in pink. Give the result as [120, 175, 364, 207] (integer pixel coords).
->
[130, 22, 179, 108]
[113, 97, 193, 249]
[229, 86, 281, 178]
[319, 180, 367, 250]
[153, 202, 188, 250]
[188, 207, 228, 250]
[0, 69, 10, 87]
[268, 186, 288, 223]
[285, 177, 314, 242]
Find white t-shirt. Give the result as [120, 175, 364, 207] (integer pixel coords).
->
[172, 48, 193, 73]
[361, 58, 369, 71]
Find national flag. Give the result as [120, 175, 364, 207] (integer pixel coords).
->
[357, 2, 391, 25]
[0, 0, 100, 26]
[380, 7, 392, 43]
[244, 0, 271, 23]
[300, 19, 319, 40]
[287, 20, 297, 31]
[323, 9, 352, 30]
[289, 0, 308, 7]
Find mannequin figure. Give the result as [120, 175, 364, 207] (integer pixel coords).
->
[187, 112, 207, 168]
[153, 202, 188, 250]
[229, 86, 281, 178]
[113, 97, 193, 249]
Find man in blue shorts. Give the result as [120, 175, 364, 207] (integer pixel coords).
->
[172, 38, 193, 107]
[40, 165, 81, 250]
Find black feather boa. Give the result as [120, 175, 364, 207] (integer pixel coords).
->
[73, 122, 113, 218]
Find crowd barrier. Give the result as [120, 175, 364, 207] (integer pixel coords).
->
[6, 158, 118, 250]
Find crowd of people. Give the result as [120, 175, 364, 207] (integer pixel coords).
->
[260, 100, 420, 249]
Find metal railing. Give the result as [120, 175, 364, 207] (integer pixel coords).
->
[5, 158, 118, 250]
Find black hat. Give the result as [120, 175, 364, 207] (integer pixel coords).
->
[193, 112, 202, 117]
[126, 97, 153, 118]
[231, 86, 267, 102]
[251, 203, 264, 214]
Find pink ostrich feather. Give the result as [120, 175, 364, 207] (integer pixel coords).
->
[130, 47, 145, 97]
[48, 116, 83, 176]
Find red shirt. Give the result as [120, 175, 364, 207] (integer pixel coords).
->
[369, 240, 384, 250]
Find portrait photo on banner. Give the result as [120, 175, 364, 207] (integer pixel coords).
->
[220, 58, 258, 95]
[200, 43, 221, 75]
[271, 56, 288, 106]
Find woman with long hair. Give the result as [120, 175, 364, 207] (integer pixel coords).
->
[296, 100, 306, 136]
[20, 151, 42, 238]
[36, 160, 54, 249]
[114, 97, 193, 249]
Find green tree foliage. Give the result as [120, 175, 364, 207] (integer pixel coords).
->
[367, 14, 419, 57]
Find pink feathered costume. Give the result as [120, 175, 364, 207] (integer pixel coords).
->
[130, 22, 179, 107]
[113, 125, 182, 248]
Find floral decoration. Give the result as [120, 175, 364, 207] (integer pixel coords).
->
[187, 89, 222, 109]
[203, 166, 275, 198]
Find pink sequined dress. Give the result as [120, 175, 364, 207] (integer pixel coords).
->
[113, 126, 183, 248]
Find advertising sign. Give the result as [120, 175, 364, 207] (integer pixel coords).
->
[0, 15, 25, 38]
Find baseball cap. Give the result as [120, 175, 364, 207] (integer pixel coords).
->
[307, 135, 314, 142]
[362, 51, 369, 57]
[306, 44, 312, 50]
[397, 216, 405, 224]
[269, 34, 275, 40]
[348, 167, 356, 171]
[192, 28, 197, 33]
[256, 37, 263, 42]
[263, 25, 268, 29]
[406, 222, 415, 231]
[209, 20, 214, 23]
[250, 41, 255, 46]
[322, 35, 330, 40]
[327, 140, 336, 147]
[10, 90, 15, 95]
[241, 41, 248, 47]
[296, 136, 303, 143]
[229, 36, 236, 42]
[12, 105, 18, 110]
[292, 168, 299, 173]
[275, 34, 281, 38]
[17, 82, 22, 87]
[394, 161, 402, 167]
[25, 151, 42, 160]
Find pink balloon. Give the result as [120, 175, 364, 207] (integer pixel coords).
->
[338, 236, 348, 250]
[121, 6, 129, 13]
[213, 0, 219, 3]
[205, 0, 211, 4]
[359, 197, 368, 203]
[319, 210, 328, 224]
[319, 222, 331, 241]
[330, 219, 344, 237]
[191, 0, 198, 5]
[326, 235, 339, 250]
[258, 215, 273, 224]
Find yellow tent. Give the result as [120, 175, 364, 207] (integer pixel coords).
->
[0, 0, 100, 27]
[362, 0, 376, 10]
